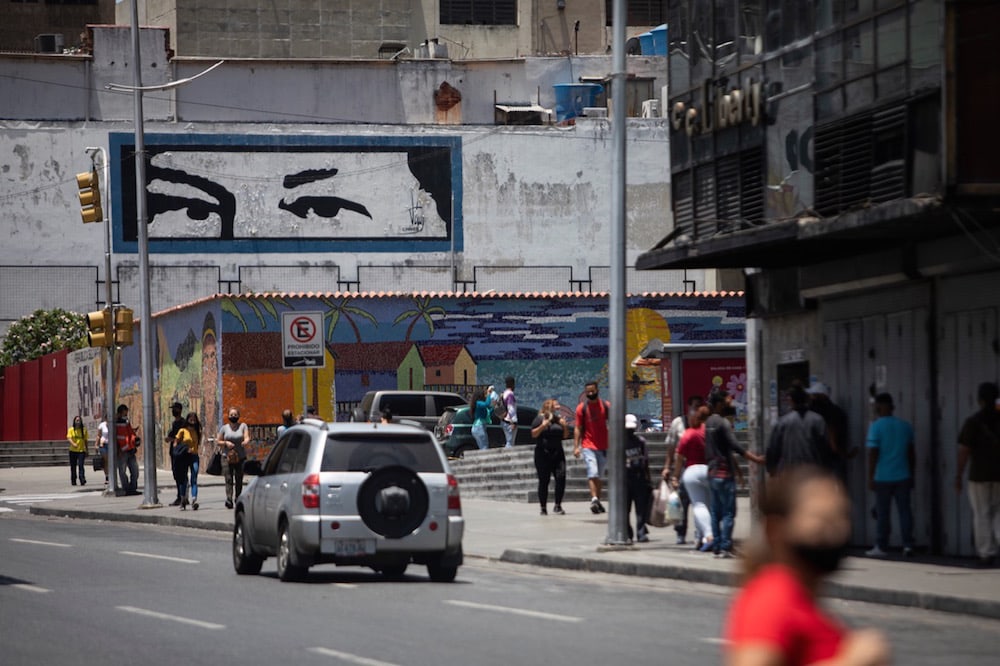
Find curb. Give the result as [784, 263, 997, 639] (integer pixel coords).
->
[29, 505, 232, 533]
[499, 548, 1000, 621]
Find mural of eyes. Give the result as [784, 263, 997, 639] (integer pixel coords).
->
[278, 168, 372, 221]
[146, 164, 238, 240]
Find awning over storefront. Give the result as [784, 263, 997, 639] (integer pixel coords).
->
[636, 197, 949, 271]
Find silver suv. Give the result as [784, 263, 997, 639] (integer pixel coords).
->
[350, 390, 467, 430]
[232, 420, 464, 582]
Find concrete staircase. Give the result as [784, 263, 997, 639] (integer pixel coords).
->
[450, 435, 670, 504]
[0, 441, 68, 468]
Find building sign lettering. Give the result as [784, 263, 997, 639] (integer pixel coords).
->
[670, 78, 762, 136]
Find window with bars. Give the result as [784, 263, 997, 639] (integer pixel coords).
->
[441, 0, 517, 25]
[605, 0, 667, 26]
[672, 146, 764, 239]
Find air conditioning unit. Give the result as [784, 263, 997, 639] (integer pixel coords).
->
[34, 34, 65, 54]
[582, 107, 607, 118]
[641, 99, 660, 118]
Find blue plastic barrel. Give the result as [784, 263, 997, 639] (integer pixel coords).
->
[552, 83, 604, 122]
[638, 32, 654, 55]
[651, 24, 667, 55]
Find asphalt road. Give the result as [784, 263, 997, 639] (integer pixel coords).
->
[1, 513, 998, 666]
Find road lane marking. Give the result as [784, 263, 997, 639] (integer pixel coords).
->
[13, 584, 51, 594]
[116, 606, 225, 630]
[1, 492, 101, 505]
[334, 583, 358, 589]
[443, 599, 583, 623]
[0, 507, 14, 513]
[120, 550, 200, 564]
[701, 637, 728, 645]
[10, 538, 72, 548]
[308, 647, 402, 666]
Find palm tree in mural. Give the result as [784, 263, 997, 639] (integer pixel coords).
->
[220, 295, 290, 332]
[321, 297, 378, 343]
[394, 297, 446, 341]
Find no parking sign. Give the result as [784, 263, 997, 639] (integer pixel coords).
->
[281, 311, 326, 369]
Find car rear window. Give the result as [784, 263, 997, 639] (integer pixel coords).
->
[434, 394, 467, 414]
[379, 394, 426, 417]
[451, 408, 472, 424]
[320, 433, 444, 473]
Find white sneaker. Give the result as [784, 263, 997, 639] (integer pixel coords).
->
[865, 546, 888, 558]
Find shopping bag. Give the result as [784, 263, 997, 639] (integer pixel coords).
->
[206, 452, 223, 476]
[648, 479, 669, 528]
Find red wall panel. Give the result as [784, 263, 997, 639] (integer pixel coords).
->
[40, 350, 68, 440]
[2, 364, 22, 441]
[21, 359, 41, 441]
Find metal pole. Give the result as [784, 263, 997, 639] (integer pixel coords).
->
[301, 370, 308, 417]
[130, 0, 159, 507]
[605, 0, 628, 546]
[88, 146, 118, 497]
[449, 192, 456, 292]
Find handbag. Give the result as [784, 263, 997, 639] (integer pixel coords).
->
[206, 452, 223, 476]
[226, 448, 240, 465]
[648, 479, 669, 528]
[92, 453, 104, 472]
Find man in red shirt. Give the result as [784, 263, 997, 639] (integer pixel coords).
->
[574, 381, 610, 514]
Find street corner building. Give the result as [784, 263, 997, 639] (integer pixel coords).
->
[636, 0, 1000, 558]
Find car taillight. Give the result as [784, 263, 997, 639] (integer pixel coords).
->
[302, 473, 320, 509]
[447, 474, 461, 511]
[445, 424, 454, 437]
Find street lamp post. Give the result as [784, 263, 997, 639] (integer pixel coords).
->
[605, 0, 629, 546]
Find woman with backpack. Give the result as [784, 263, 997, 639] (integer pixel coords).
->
[175, 412, 203, 510]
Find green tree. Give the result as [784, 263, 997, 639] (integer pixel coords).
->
[0, 308, 87, 367]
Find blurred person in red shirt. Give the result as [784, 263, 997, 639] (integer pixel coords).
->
[725, 467, 891, 666]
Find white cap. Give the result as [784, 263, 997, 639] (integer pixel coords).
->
[624, 414, 638, 430]
[806, 381, 831, 396]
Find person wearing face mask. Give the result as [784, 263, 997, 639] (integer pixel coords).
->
[574, 381, 611, 514]
[531, 399, 569, 515]
[276, 409, 295, 439]
[725, 467, 891, 666]
[217, 408, 251, 509]
[66, 415, 89, 486]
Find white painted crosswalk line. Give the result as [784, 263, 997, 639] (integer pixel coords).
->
[443, 599, 583, 623]
[0, 492, 101, 506]
[116, 606, 225, 631]
[10, 538, 72, 548]
[308, 647, 402, 666]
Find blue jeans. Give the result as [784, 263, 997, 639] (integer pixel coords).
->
[471, 423, 488, 450]
[874, 479, 914, 550]
[502, 421, 516, 448]
[709, 476, 737, 553]
[179, 455, 200, 500]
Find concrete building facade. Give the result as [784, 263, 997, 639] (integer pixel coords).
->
[637, 0, 1000, 558]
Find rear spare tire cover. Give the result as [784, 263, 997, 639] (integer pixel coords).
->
[357, 465, 429, 539]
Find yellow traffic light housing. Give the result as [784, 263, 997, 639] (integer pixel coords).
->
[86, 309, 112, 348]
[76, 169, 104, 224]
[114, 307, 134, 347]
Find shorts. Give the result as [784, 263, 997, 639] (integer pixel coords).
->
[581, 448, 607, 479]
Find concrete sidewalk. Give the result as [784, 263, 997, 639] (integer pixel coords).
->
[3, 466, 999, 620]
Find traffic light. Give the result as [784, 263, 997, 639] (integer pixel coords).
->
[76, 169, 103, 224]
[114, 307, 134, 347]
[86, 309, 112, 348]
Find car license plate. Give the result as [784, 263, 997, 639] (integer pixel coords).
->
[333, 538, 376, 557]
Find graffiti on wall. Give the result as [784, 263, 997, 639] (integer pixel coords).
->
[109, 133, 463, 254]
[66, 347, 104, 434]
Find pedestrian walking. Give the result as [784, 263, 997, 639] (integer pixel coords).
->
[217, 407, 250, 509]
[530, 399, 568, 515]
[471, 388, 492, 450]
[276, 409, 294, 439]
[955, 381, 1000, 567]
[114, 404, 140, 495]
[165, 401, 185, 506]
[573, 381, 611, 514]
[663, 395, 704, 544]
[766, 383, 831, 475]
[865, 392, 916, 558]
[725, 466, 891, 666]
[95, 412, 110, 487]
[624, 414, 652, 542]
[175, 412, 202, 510]
[66, 415, 88, 486]
[499, 377, 517, 448]
[672, 406, 714, 552]
[705, 390, 765, 558]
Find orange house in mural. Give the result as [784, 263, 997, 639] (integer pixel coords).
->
[420, 344, 476, 387]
